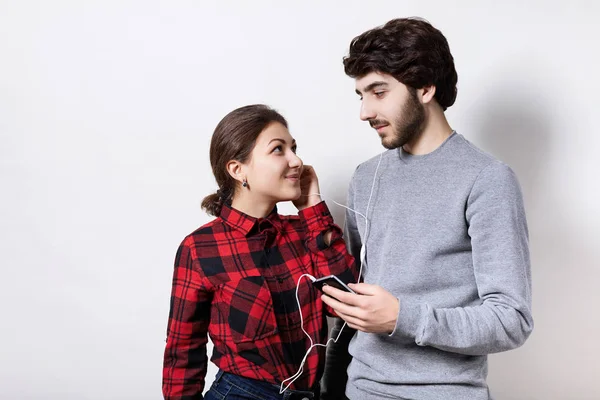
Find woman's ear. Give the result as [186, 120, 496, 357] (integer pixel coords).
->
[226, 160, 245, 185]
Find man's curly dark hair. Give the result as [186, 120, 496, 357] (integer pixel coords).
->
[343, 17, 458, 110]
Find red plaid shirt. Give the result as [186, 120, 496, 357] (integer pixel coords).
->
[163, 201, 357, 399]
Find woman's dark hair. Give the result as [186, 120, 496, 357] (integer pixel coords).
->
[201, 104, 288, 216]
[343, 17, 458, 110]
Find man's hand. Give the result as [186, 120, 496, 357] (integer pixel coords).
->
[321, 283, 399, 334]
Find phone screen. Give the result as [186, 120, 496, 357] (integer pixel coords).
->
[312, 275, 355, 294]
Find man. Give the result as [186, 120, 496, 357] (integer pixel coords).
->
[320, 17, 533, 400]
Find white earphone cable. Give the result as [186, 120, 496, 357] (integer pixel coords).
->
[279, 153, 383, 394]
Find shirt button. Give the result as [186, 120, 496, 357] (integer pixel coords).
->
[265, 248, 270, 254]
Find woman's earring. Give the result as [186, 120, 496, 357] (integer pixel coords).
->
[242, 179, 248, 188]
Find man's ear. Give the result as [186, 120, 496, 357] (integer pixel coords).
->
[419, 85, 437, 104]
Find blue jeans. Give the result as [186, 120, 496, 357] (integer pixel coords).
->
[205, 370, 320, 400]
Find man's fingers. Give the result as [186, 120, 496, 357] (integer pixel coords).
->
[348, 282, 379, 295]
[321, 294, 362, 318]
[322, 285, 362, 306]
[334, 310, 367, 332]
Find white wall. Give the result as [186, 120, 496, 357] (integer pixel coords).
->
[1, 1, 599, 399]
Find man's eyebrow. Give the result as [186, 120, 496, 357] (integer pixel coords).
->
[356, 81, 389, 96]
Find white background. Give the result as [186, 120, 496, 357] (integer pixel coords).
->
[1, 1, 599, 399]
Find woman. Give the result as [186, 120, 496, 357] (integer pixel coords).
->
[162, 104, 356, 399]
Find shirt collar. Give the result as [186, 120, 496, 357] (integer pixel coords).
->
[219, 204, 283, 236]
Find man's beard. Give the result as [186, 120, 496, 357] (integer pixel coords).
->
[382, 89, 426, 150]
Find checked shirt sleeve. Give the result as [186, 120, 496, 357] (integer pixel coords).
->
[163, 237, 213, 400]
[298, 201, 358, 315]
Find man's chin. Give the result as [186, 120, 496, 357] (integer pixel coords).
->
[381, 130, 415, 150]
[381, 137, 401, 150]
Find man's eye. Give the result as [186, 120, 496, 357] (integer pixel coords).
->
[374, 91, 385, 98]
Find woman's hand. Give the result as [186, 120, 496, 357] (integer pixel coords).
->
[292, 165, 322, 211]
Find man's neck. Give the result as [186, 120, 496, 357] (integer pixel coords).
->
[403, 108, 454, 155]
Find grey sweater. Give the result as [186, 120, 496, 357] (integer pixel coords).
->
[343, 132, 533, 400]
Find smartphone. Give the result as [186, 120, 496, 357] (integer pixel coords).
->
[312, 275, 355, 294]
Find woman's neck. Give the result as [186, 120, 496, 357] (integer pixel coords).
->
[231, 193, 276, 219]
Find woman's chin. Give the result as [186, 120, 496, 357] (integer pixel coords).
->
[277, 189, 302, 203]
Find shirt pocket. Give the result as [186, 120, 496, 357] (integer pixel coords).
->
[228, 275, 278, 344]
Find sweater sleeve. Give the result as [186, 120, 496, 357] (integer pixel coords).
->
[390, 161, 534, 355]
